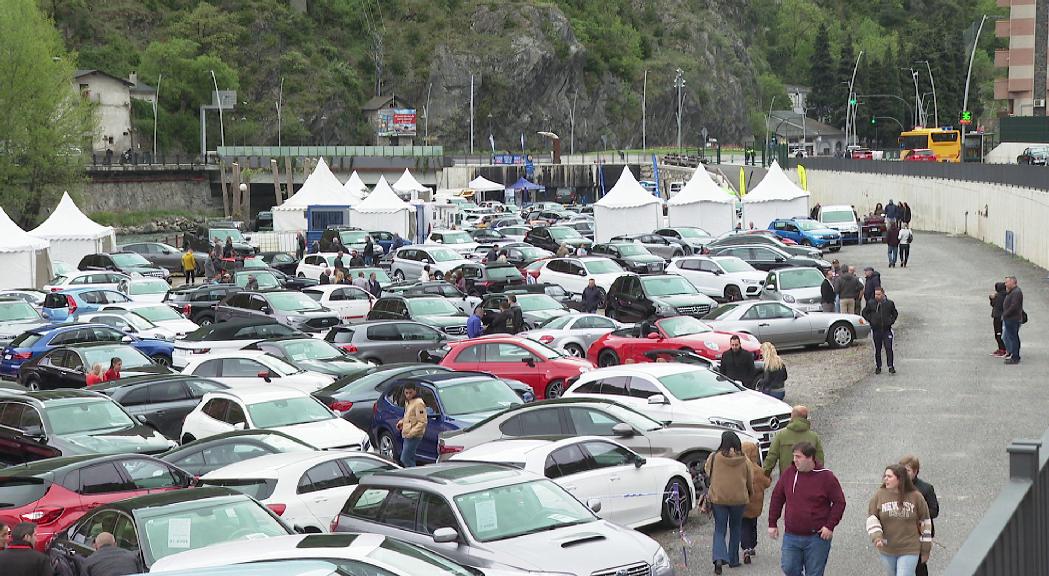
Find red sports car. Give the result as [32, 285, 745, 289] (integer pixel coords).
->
[437, 335, 594, 399]
[587, 315, 762, 367]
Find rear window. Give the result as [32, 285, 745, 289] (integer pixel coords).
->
[485, 266, 523, 281]
[0, 477, 48, 508]
[198, 478, 276, 500]
[11, 332, 42, 348]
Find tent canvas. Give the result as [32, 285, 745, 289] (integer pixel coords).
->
[667, 167, 737, 235]
[273, 159, 359, 232]
[392, 169, 429, 197]
[0, 207, 52, 290]
[468, 175, 505, 203]
[350, 176, 417, 237]
[29, 192, 115, 266]
[343, 171, 368, 199]
[593, 168, 662, 243]
[741, 162, 810, 230]
[507, 177, 542, 190]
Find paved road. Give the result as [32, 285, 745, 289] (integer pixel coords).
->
[645, 232, 1049, 575]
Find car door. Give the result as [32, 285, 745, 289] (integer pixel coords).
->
[446, 340, 483, 372]
[761, 270, 782, 301]
[543, 443, 619, 515]
[580, 440, 653, 526]
[54, 509, 122, 563]
[28, 349, 68, 388]
[482, 342, 540, 393]
[0, 401, 56, 464]
[218, 357, 272, 387]
[573, 315, 619, 349]
[193, 398, 238, 438]
[394, 322, 444, 362]
[642, 234, 674, 259]
[564, 406, 652, 454]
[144, 380, 197, 438]
[416, 386, 447, 463]
[75, 462, 138, 512]
[740, 302, 795, 347]
[296, 459, 355, 529]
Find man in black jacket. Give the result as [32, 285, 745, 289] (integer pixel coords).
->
[837, 266, 862, 315]
[367, 272, 382, 299]
[83, 532, 141, 576]
[0, 522, 53, 576]
[862, 267, 881, 304]
[1002, 275, 1024, 364]
[508, 294, 525, 334]
[862, 286, 898, 374]
[581, 278, 605, 313]
[485, 302, 512, 334]
[719, 335, 756, 388]
[820, 270, 836, 312]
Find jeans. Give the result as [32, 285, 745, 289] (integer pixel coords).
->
[741, 516, 758, 551]
[781, 532, 832, 576]
[878, 553, 918, 576]
[916, 557, 929, 576]
[400, 436, 422, 467]
[873, 329, 894, 368]
[887, 245, 898, 266]
[899, 244, 910, 266]
[1002, 318, 1021, 359]
[711, 504, 744, 566]
[765, 388, 786, 401]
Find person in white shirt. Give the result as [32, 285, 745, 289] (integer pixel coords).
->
[898, 224, 914, 268]
[420, 264, 432, 281]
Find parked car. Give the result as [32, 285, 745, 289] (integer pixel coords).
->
[159, 429, 317, 477]
[78, 251, 170, 280]
[655, 226, 715, 251]
[0, 297, 48, 345]
[0, 289, 48, 308]
[590, 242, 667, 274]
[165, 284, 243, 326]
[40, 287, 133, 322]
[215, 290, 341, 335]
[904, 148, 939, 162]
[768, 218, 842, 251]
[494, 225, 530, 242]
[0, 389, 175, 466]
[704, 232, 822, 259]
[519, 313, 622, 358]
[0, 323, 172, 380]
[180, 386, 369, 450]
[478, 291, 570, 330]
[816, 204, 860, 244]
[323, 321, 449, 364]
[92, 374, 229, 439]
[99, 302, 200, 337]
[524, 225, 593, 253]
[707, 244, 829, 272]
[702, 299, 870, 349]
[120, 242, 207, 275]
[665, 255, 766, 301]
[759, 266, 829, 312]
[332, 462, 673, 576]
[116, 276, 172, 303]
[312, 364, 451, 432]
[535, 256, 627, 295]
[444, 262, 525, 296]
[0, 453, 192, 550]
[171, 319, 305, 369]
[300, 285, 374, 323]
[561, 219, 596, 240]
[152, 559, 356, 576]
[383, 280, 480, 315]
[19, 342, 175, 389]
[181, 350, 336, 393]
[587, 314, 761, 366]
[243, 337, 373, 378]
[368, 230, 410, 254]
[183, 221, 258, 259]
[321, 228, 384, 257]
[604, 273, 718, 323]
[43, 271, 130, 294]
[75, 310, 177, 342]
[427, 229, 480, 256]
[295, 253, 340, 280]
[1017, 145, 1049, 165]
[258, 251, 299, 274]
[367, 295, 468, 337]
[611, 232, 692, 259]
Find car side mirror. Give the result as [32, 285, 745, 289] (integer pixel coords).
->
[646, 332, 661, 340]
[634, 456, 647, 468]
[647, 394, 668, 405]
[794, 310, 804, 318]
[586, 498, 602, 513]
[712, 269, 723, 275]
[521, 357, 536, 367]
[121, 335, 133, 343]
[257, 370, 272, 382]
[23, 426, 46, 440]
[261, 306, 271, 314]
[578, 270, 586, 276]
[611, 423, 635, 437]
[161, 249, 170, 255]
[775, 256, 785, 262]
[432, 527, 459, 543]
[134, 414, 149, 425]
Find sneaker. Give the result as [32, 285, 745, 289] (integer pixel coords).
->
[889, 367, 896, 374]
[714, 561, 723, 575]
[992, 349, 1007, 357]
[1004, 354, 1013, 360]
[875, 367, 882, 374]
[743, 550, 752, 565]
[1005, 358, 1020, 365]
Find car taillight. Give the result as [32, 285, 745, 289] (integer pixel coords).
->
[21, 506, 64, 525]
[50, 287, 61, 292]
[266, 503, 286, 516]
[65, 295, 77, 315]
[338, 343, 358, 353]
[528, 269, 540, 278]
[330, 400, 354, 412]
[182, 304, 192, 316]
[12, 351, 32, 360]
[538, 335, 555, 344]
[192, 348, 211, 354]
[438, 439, 463, 455]
[477, 281, 492, 287]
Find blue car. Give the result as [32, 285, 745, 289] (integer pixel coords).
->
[370, 371, 524, 465]
[0, 323, 174, 379]
[41, 288, 133, 322]
[368, 230, 411, 256]
[769, 218, 842, 252]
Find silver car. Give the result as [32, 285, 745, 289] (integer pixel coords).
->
[520, 313, 623, 357]
[120, 241, 208, 274]
[323, 320, 448, 364]
[333, 462, 673, 576]
[760, 267, 827, 312]
[702, 299, 871, 349]
[612, 233, 691, 259]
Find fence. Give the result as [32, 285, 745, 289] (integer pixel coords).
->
[946, 428, 1049, 575]
[790, 157, 1049, 192]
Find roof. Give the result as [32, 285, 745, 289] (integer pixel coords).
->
[103, 486, 242, 513]
[274, 159, 360, 211]
[577, 362, 702, 378]
[184, 317, 279, 340]
[0, 389, 106, 403]
[352, 176, 416, 214]
[30, 192, 115, 241]
[467, 175, 505, 192]
[90, 373, 207, 392]
[0, 208, 49, 253]
[73, 69, 134, 86]
[668, 166, 736, 206]
[205, 385, 309, 403]
[361, 95, 405, 111]
[594, 168, 662, 210]
[404, 371, 500, 388]
[364, 461, 531, 492]
[162, 429, 313, 455]
[343, 171, 368, 198]
[202, 450, 372, 479]
[392, 169, 429, 195]
[742, 161, 809, 203]
[0, 454, 105, 477]
[456, 438, 554, 461]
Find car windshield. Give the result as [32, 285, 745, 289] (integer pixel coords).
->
[83, 345, 155, 370]
[715, 258, 754, 273]
[278, 339, 344, 362]
[48, 275, 68, 285]
[778, 268, 825, 290]
[248, 396, 334, 428]
[441, 231, 474, 244]
[583, 260, 623, 275]
[241, 259, 268, 269]
[339, 231, 370, 245]
[136, 496, 288, 565]
[517, 294, 562, 312]
[115, 313, 156, 330]
[368, 536, 479, 576]
[822, 210, 855, 224]
[199, 478, 276, 500]
[658, 368, 740, 401]
[675, 228, 710, 238]
[485, 266, 523, 281]
[515, 247, 547, 259]
[439, 378, 522, 416]
[235, 272, 280, 290]
[454, 478, 594, 542]
[407, 298, 460, 316]
[427, 249, 461, 263]
[703, 303, 742, 320]
[46, 399, 135, 435]
[110, 253, 152, 267]
[615, 244, 647, 256]
[605, 403, 665, 432]
[794, 220, 822, 231]
[53, 262, 73, 276]
[0, 301, 41, 322]
[268, 292, 323, 312]
[210, 228, 245, 242]
[657, 316, 712, 337]
[128, 279, 170, 295]
[131, 305, 182, 323]
[641, 276, 698, 296]
[538, 315, 574, 330]
[548, 227, 582, 241]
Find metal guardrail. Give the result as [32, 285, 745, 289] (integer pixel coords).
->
[946, 428, 1049, 575]
[788, 157, 1049, 192]
[87, 153, 213, 170]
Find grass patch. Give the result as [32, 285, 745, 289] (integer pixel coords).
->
[90, 210, 203, 227]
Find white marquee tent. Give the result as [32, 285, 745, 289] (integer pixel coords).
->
[350, 176, 416, 237]
[593, 168, 662, 243]
[0, 208, 52, 290]
[467, 175, 505, 202]
[392, 169, 429, 198]
[742, 161, 810, 230]
[667, 167, 737, 235]
[273, 159, 361, 232]
[29, 192, 115, 266]
[343, 171, 368, 200]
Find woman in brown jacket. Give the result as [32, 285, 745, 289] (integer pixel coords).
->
[704, 431, 753, 574]
[741, 441, 772, 564]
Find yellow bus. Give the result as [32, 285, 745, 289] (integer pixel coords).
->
[897, 128, 961, 162]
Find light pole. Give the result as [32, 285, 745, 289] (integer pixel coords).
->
[276, 76, 284, 147]
[424, 81, 432, 140]
[210, 70, 225, 147]
[962, 15, 991, 144]
[642, 70, 647, 150]
[469, 74, 475, 155]
[902, 68, 924, 126]
[843, 51, 863, 149]
[764, 95, 777, 166]
[674, 68, 685, 150]
[570, 89, 577, 155]
[152, 74, 162, 158]
[917, 60, 938, 126]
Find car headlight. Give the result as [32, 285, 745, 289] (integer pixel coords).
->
[708, 417, 745, 431]
[782, 294, 796, 303]
[742, 279, 758, 285]
[652, 546, 671, 571]
[286, 315, 307, 323]
[704, 341, 719, 351]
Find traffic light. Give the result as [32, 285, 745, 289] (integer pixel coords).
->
[870, 116, 877, 125]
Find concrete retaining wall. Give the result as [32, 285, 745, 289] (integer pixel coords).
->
[82, 178, 216, 214]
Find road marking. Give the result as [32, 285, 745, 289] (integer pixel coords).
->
[875, 386, 928, 393]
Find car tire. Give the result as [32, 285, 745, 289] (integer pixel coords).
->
[800, 239, 812, 247]
[365, 356, 383, 366]
[545, 379, 566, 399]
[679, 450, 711, 486]
[827, 322, 855, 348]
[297, 272, 305, 278]
[563, 343, 586, 358]
[393, 270, 405, 281]
[724, 285, 743, 302]
[433, 271, 444, 280]
[378, 430, 397, 461]
[180, 434, 195, 445]
[597, 349, 620, 367]
[151, 354, 172, 367]
[24, 377, 41, 392]
[197, 315, 214, 326]
[661, 476, 692, 528]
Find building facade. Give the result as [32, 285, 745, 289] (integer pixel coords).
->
[770, 111, 845, 157]
[74, 70, 157, 154]
[994, 0, 1049, 116]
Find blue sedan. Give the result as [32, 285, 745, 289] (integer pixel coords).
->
[41, 288, 133, 322]
[0, 323, 174, 379]
[769, 218, 842, 251]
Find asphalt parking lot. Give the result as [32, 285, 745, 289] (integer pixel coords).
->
[643, 232, 1049, 576]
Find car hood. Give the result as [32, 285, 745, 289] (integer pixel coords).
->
[653, 294, 715, 308]
[779, 286, 822, 298]
[523, 309, 569, 323]
[417, 314, 467, 328]
[54, 424, 174, 455]
[295, 358, 372, 377]
[665, 331, 759, 354]
[478, 520, 658, 573]
[560, 238, 592, 247]
[274, 418, 368, 449]
[624, 254, 664, 264]
[676, 389, 788, 423]
[156, 318, 200, 334]
[124, 264, 167, 273]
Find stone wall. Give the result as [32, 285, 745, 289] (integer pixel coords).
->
[82, 177, 216, 214]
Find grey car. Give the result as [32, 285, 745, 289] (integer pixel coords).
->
[760, 266, 827, 312]
[214, 290, 341, 334]
[120, 241, 208, 274]
[702, 299, 871, 349]
[323, 320, 448, 365]
[0, 298, 48, 346]
[654, 227, 715, 251]
[332, 462, 673, 576]
[478, 292, 571, 331]
[519, 313, 622, 357]
[612, 233, 692, 259]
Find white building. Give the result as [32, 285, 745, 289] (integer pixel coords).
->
[74, 69, 156, 154]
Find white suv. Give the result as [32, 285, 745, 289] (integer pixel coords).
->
[390, 245, 470, 282]
[666, 255, 766, 301]
[426, 229, 479, 256]
[817, 205, 860, 243]
[535, 256, 627, 295]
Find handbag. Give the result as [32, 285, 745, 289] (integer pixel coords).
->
[698, 454, 715, 514]
[1022, 310, 1029, 324]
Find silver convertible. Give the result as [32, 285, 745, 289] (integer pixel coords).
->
[702, 300, 870, 349]
[519, 313, 624, 358]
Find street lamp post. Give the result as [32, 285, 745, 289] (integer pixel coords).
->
[276, 77, 284, 147]
[844, 51, 864, 149]
[570, 90, 577, 155]
[210, 70, 225, 147]
[469, 74, 475, 155]
[764, 95, 777, 167]
[918, 60, 938, 126]
[152, 74, 162, 159]
[424, 81, 432, 140]
[642, 70, 647, 150]
[674, 68, 685, 150]
[962, 15, 990, 145]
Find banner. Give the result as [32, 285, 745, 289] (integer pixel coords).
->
[797, 165, 808, 191]
[739, 167, 746, 197]
[377, 108, 417, 136]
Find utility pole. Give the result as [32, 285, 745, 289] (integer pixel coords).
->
[570, 89, 577, 155]
[674, 68, 685, 149]
[210, 70, 225, 147]
[152, 74, 162, 158]
[424, 81, 432, 140]
[845, 51, 864, 149]
[919, 60, 938, 126]
[276, 77, 284, 147]
[764, 95, 777, 166]
[642, 70, 647, 150]
[469, 74, 474, 155]
[962, 15, 989, 144]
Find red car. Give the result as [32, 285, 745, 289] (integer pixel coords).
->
[0, 453, 192, 550]
[587, 315, 762, 367]
[903, 149, 938, 162]
[850, 148, 873, 160]
[437, 335, 594, 399]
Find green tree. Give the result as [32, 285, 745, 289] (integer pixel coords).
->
[808, 23, 835, 122]
[0, 0, 93, 227]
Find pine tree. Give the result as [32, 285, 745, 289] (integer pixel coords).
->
[808, 23, 835, 123]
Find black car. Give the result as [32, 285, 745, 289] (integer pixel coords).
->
[18, 343, 175, 391]
[590, 242, 666, 274]
[502, 244, 552, 272]
[242, 337, 374, 378]
[384, 280, 473, 303]
[468, 227, 510, 244]
[524, 225, 593, 253]
[312, 363, 453, 433]
[367, 295, 468, 337]
[214, 290, 341, 334]
[704, 232, 822, 259]
[92, 374, 229, 439]
[445, 262, 526, 296]
[0, 390, 174, 466]
[255, 211, 274, 231]
[78, 252, 168, 280]
[258, 251, 299, 274]
[478, 291, 570, 330]
[706, 244, 829, 272]
[165, 284, 243, 326]
[604, 273, 718, 322]
[159, 429, 317, 476]
[182, 221, 257, 260]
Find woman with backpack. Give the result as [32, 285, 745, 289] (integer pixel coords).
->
[704, 431, 753, 574]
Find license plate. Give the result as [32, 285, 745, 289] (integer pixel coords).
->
[3, 354, 9, 360]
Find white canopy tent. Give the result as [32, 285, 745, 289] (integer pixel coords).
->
[392, 169, 429, 198]
[467, 175, 504, 191]
[667, 167, 737, 235]
[273, 159, 360, 232]
[0, 208, 52, 289]
[742, 161, 810, 230]
[593, 168, 662, 243]
[29, 192, 115, 266]
[343, 171, 368, 200]
[350, 176, 417, 237]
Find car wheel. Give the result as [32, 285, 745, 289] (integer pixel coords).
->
[433, 271, 444, 280]
[25, 377, 41, 392]
[800, 239, 812, 247]
[151, 354, 172, 368]
[393, 270, 405, 281]
[672, 249, 683, 258]
[563, 343, 585, 358]
[365, 356, 383, 366]
[724, 285, 743, 302]
[197, 315, 214, 326]
[679, 451, 711, 487]
[545, 379, 566, 399]
[597, 349, 620, 367]
[828, 322, 855, 348]
[661, 476, 692, 528]
[378, 431, 397, 460]
[180, 434, 195, 445]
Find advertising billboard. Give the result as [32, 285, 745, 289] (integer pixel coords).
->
[377, 108, 417, 136]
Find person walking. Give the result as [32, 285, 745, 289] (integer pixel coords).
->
[885, 225, 900, 268]
[467, 305, 485, 338]
[884, 200, 898, 228]
[767, 442, 846, 576]
[719, 335, 756, 388]
[763, 405, 825, 477]
[1002, 275, 1024, 364]
[296, 232, 306, 261]
[485, 301, 512, 334]
[866, 464, 933, 576]
[897, 223, 913, 268]
[395, 382, 427, 467]
[581, 278, 605, 314]
[900, 202, 912, 226]
[990, 282, 1007, 357]
[222, 237, 234, 259]
[349, 250, 364, 268]
[83, 532, 142, 576]
[333, 250, 346, 272]
[704, 431, 753, 574]
[367, 272, 382, 299]
[86, 363, 104, 387]
[863, 267, 882, 305]
[182, 247, 197, 285]
[755, 342, 787, 400]
[862, 286, 898, 374]
[508, 294, 524, 334]
[741, 441, 771, 565]
[0, 522, 52, 576]
[837, 266, 863, 315]
[899, 455, 939, 576]
[391, 233, 405, 252]
[319, 268, 332, 285]
[363, 237, 375, 266]
[485, 246, 499, 263]
[820, 270, 836, 313]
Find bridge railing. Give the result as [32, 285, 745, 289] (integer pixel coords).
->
[87, 153, 212, 170]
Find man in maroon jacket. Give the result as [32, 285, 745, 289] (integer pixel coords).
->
[767, 442, 846, 576]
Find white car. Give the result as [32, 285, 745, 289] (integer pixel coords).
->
[817, 204, 860, 241]
[198, 451, 398, 533]
[427, 229, 479, 256]
[451, 436, 694, 528]
[100, 302, 199, 337]
[666, 255, 767, 301]
[171, 320, 303, 369]
[181, 350, 335, 392]
[0, 289, 47, 308]
[301, 285, 374, 323]
[520, 313, 623, 358]
[535, 256, 628, 295]
[43, 270, 129, 292]
[180, 386, 370, 450]
[564, 363, 791, 455]
[117, 276, 171, 303]
[76, 310, 177, 342]
[295, 253, 340, 280]
[389, 245, 471, 282]
[495, 225, 530, 242]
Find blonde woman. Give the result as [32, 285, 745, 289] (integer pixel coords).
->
[86, 363, 104, 386]
[334, 270, 346, 285]
[755, 342, 787, 400]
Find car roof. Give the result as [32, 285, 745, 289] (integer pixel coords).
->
[402, 371, 500, 388]
[457, 438, 555, 460]
[186, 317, 279, 338]
[362, 461, 533, 493]
[578, 362, 702, 378]
[0, 388, 107, 403]
[103, 486, 242, 513]
[0, 454, 114, 477]
[201, 450, 373, 479]
[189, 350, 272, 361]
[90, 373, 213, 392]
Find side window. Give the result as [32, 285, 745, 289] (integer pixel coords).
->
[396, 323, 441, 342]
[366, 324, 400, 342]
[452, 344, 483, 363]
[546, 260, 566, 274]
[78, 463, 133, 495]
[595, 376, 629, 396]
[329, 328, 355, 344]
[771, 303, 796, 319]
[112, 514, 139, 550]
[741, 305, 763, 320]
[297, 460, 350, 494]
[192, 359, 222, 378]
[0, 402, 24, 429]
[698, 260, 719, 273]
[421, 493, 458, 535]
[221, 358, 267, 378]
[582, 441, 635, 469]
[544, 444, 590, 479]
[341, 457, 396, 481]
[150, 381, 189, 403]
[345, 487, 390, 521]
[764, 272, 777, 289]
[345, 288, 371, 301]
[501, 408, 563, 436]
[201, 398, 228, 420]
[248, 296, 268, 312]
[223, 401, 246, 425]
[119, 386, 151, 406]
[91, 327, 126, 343]
[378, 489, 422, 531]
[119, 458, 180, 489]
[625, 377, 660, 399]
[567, 408, 621, 436]
[71, 511, 120, 546]
[486, 343, 535, 363]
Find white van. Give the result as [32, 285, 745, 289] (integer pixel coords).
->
[818, 204, 860, 244]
